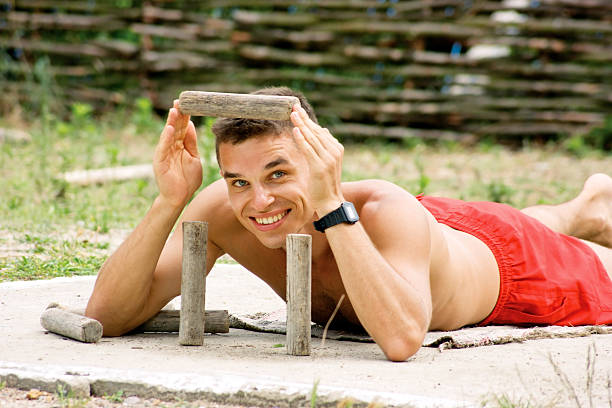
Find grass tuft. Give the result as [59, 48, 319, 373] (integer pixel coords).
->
[311, 379, 320, 408]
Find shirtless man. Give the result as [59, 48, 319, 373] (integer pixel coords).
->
[86, 87, 612, 362]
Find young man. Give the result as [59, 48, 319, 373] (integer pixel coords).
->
[86, 87, 612, 362]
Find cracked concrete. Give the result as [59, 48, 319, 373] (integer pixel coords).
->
[1, 264, 611, 407]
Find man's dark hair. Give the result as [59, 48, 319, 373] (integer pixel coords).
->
[211, 87, 318, 163]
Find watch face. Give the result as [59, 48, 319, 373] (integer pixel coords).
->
[342, 202, 359, 222]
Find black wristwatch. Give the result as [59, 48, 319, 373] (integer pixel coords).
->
[313, 202, 359, 232]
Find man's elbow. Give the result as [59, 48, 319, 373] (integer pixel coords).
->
[378, 321, 427, 362]
[380, 335, 422, 362]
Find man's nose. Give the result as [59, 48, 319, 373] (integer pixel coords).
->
[252, 185, 274, 210]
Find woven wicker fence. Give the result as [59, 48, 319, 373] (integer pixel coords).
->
[1, 0, 611, 142]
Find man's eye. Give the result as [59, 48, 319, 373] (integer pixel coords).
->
[232, 180, 248, 187]
[271, 171, 285, 179]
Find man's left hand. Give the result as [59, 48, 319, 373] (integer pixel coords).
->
[290, 105, 345, 217]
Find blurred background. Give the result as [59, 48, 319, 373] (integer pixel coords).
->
[2, 0, 611, 144]
[0, 0, 610, 281]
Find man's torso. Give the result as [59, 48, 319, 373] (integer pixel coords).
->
[202, 179, 500, 331]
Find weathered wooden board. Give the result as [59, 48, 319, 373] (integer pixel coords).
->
[41, 305, 103, 343]
[179, 91, 300, 120]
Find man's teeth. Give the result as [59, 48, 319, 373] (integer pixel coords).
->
[255, 211, 287, 225]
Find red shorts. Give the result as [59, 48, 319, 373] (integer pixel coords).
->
[417, 195, 612, 326]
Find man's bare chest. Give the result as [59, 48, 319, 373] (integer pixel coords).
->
[224, 243, 360, 327]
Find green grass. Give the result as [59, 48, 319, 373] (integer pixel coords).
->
[0, 103, 610, 283]
[55, 384, 89, 408]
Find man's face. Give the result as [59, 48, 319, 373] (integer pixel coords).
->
[218, 132, 314, 249]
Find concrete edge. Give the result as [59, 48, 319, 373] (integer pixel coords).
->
[0, 361, 474, 408]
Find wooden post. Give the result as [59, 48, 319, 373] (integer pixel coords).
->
[286, 234, 312, 356]
[41, 305, 103, 343]
[179, 221, 208, 346]
[178, 91, 299, 120]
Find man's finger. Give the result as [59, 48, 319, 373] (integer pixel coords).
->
[155, 124, 175, 162]
[183, 121, 199, 158]
[296, 107, 341, 155]
[292, 127, 318, 158]
[291, 111, 327, 157]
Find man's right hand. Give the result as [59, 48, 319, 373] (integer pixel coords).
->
[153, 100, 203, 209]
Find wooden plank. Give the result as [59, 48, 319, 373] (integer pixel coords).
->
[141, 51, 219, 71]
[286, 234, 312, 356]
[239, 45, 349, 67]
[14, 0, 141, 16]
[131, 23, 201, 41]
[43, 303, 228, 334]
[143, 5, 184, 21]
[467, 122, 589, 136]
[467, 37, 612, 60]
[179, 221, 208, 346]
[41, 305, 103, 343]
[60, 164, 154, 185]
[0, 38, 110, 58]
[233, 10, 318, 27]
[231, 28, 334, 47]
[179, 91, 299, 120]
[91, 40, 140, 57]
[0, 128, 31, 144]
[463, 17, 612, 35]
[7, 11, 125, 30]
[136, 310, 229, 334]
[538, 0, 612, 9]
[316, 21, 485, 38]
[331, 123, 476, 142]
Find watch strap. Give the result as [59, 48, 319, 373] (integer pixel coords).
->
[313, 202, 358, 232]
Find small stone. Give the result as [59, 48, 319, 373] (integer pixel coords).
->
[124, 396, 141, 405]
[26, 389, 43, 400]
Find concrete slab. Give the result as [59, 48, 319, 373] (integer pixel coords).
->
[1, 264, 611, 407]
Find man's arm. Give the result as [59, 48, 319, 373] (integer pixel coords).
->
[322, 192, 433, 361]
[85, 101, 216, 336]
[291, 106, 433, 361]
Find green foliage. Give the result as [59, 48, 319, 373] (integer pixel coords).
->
[413, 155, 430, 194]
[55, 384, 88, 408]
[583, 116, 612, 151]
[310, 379, 320, 408]
[0, 252, 105, 282]
[486, 180, 514, 204]
[198, 117, 222, 189]
[273, 343, 284, 348]
[105, 390, 124, 403]
[483, 394, 539, 408]
[133, 97, 158, 134]
[114, 0, 133, 7]
[563, 116, 612, 156]
[0, 234, 109, 282]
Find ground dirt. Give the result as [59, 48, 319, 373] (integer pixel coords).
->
[0, 386, 247, 408]
[1, 268, 611, 408]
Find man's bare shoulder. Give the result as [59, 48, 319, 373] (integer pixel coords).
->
[342, 179, 423, 215]
[342, 179, 433, 245]
[183, 179, 243, 235]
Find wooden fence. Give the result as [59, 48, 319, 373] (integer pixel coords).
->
[1, 0, 611, 142]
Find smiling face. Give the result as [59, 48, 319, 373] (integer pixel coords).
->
[218, 132, 315, 249]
